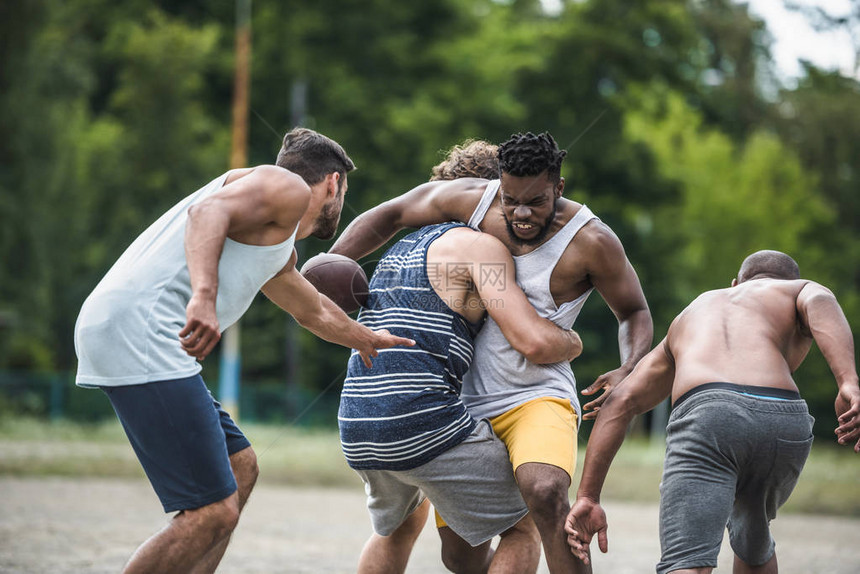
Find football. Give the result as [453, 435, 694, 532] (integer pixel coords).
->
[299, 253, 369, 314]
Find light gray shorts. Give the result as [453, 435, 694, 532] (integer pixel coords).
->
[657, 385, 814, 574]
[354, 419, 528, 547]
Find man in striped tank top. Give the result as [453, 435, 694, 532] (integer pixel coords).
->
[332, 132, 653, 573]
[340, 220, 583, 573]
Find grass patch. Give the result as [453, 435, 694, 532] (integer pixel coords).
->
[575, 437, 860, 516]
[1, 418, 857, 515]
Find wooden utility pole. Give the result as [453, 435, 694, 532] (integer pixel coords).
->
[219, 0, 251, 419]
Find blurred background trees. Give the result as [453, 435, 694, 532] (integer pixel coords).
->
[1, 0, 857, 436]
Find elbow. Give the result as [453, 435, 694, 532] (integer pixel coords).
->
[604, 386, 642, 419]
[609, 391, 635, 416]
[519, 331, 582, 364]
[518, 339, 556, 365]
[186, 201, 205, 221]
[293, 295, 330, 331]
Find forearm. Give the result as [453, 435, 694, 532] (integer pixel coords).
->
[616, 308, 654, 371]
[330, 207, 403, 260]
[580, 340, 676, 496]
[185, 203, 231, 298]
[578, 396, 636, 501]
[525, 319, 583, 364]
[293, 293, 374, 349]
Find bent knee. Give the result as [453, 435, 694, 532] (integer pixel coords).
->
[184, 495, 241, 537]
[519, 476, 570, 516]
[505, 515, 541, 546]
[441, 547, 490, 574]
[210, 496, 241, 533]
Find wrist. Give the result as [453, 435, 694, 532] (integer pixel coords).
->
[576, 491, 600, 504]
[192, 286, 218, 300]
[838, 375, 860, 387]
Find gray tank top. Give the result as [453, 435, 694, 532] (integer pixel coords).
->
[74, 172, 297, 387]
[462, 180, 597, 421]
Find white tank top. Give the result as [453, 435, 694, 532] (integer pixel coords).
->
[462, 180, 598, 421]
[74, 172, 297, 387]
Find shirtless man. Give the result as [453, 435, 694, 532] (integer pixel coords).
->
[331, 132, 653, 572]
[565, 250, 860, 574]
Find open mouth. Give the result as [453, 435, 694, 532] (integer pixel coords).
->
[512, 222, 536, 232]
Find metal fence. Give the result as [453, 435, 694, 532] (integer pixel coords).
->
[0, 371, 340, 426]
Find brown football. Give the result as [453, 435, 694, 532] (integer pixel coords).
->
[299, 253, 369, 314]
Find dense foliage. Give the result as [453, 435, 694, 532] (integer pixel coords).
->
[2, 0, 858, 437]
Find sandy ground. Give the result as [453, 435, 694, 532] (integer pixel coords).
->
[0, 476, 858, 573]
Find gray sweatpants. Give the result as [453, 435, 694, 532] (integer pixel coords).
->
[657, 387, 814, 574]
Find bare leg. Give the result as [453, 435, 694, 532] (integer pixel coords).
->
[488, 514, 541, 574]
[516, 462, 591, 573]
[438, 514, 540, 574]
[190, 446, 260, 574]
[121, 492, 240, 574]
[439, 526, 493, 574]
[358, 498, 431, 574]
[734, 552, 778, 574]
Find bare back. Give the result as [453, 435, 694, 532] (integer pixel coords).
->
[666, 278, 815, 402]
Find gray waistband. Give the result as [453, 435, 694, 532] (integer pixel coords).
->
[671, 384, 807, 421]
[673, 382, 800, 411]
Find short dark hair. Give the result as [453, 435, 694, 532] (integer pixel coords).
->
[737, 250, 801, 282]
[430, 140, 500, 181]
[276, 127, 356, 185]
[498, 132, 566, 183]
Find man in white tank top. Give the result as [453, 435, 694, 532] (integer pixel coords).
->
[73, 128, 413, 574]
[331, 132, 653, 573]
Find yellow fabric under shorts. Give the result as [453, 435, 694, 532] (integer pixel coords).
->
[435, 396, 579, 529]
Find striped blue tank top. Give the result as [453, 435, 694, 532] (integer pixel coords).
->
[338, 223, 482, 471]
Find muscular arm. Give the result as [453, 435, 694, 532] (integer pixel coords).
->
[329, 178, 486, 260]
[470, 234, 582, 364]
[565, 338, 674, 562]
[580, 224, 654, 417]
[796, 282, 860, 451]
[578, 338, 674, 501]
[262, 253, 414, 367]
[180, 166, 310, 359]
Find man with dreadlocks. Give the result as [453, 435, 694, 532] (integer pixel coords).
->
[332, 132, 652, 573]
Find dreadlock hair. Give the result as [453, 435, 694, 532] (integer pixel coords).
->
[498, 132, 566, 183]
[430, 140, 500, 181]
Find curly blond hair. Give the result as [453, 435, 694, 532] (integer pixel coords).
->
[430, 139, 499, 181]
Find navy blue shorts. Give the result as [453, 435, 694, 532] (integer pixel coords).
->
[102, 374, 252, 513]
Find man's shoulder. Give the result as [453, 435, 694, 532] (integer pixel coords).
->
[561, 211, 624, 262]
[436, 225, 505, 256]
[431, 177, 490, 205]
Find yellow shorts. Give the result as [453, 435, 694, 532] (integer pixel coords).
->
[435, 396, 579, 529]
[490, 396, 578, 479]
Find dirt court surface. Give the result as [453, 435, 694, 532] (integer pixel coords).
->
[1, 476, 858, 573]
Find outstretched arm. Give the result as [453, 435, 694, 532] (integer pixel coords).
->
[579, 224, 654, 419]
[565, 338, 674, 563]
[262, 253, 414, 367]
[797, 283, 860, 452]
[330, 179, 486, 260]
[469, 233, 582, 364]
[181, 166, 310, 360]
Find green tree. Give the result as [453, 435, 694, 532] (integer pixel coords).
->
[625, 86, 852, 434]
